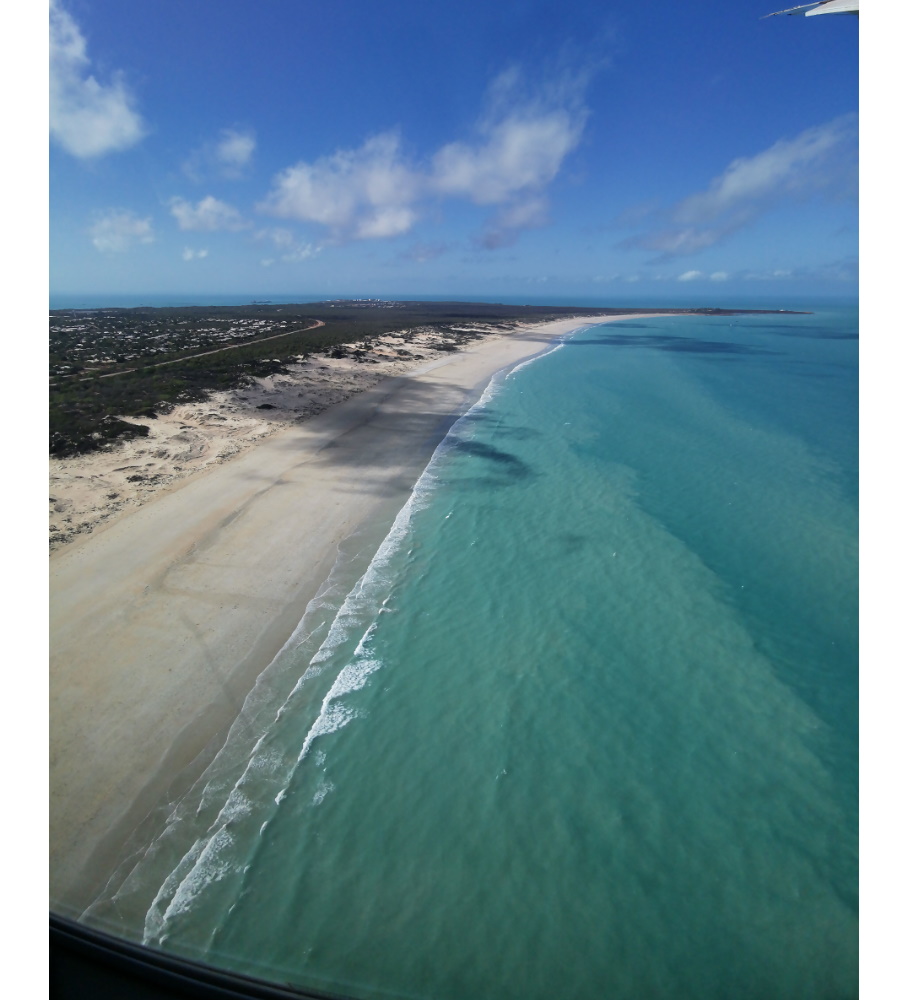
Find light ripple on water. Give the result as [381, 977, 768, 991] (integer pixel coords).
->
[84, 311, 857, 999]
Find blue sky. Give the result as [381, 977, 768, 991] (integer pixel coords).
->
[48, 0, 858, 302]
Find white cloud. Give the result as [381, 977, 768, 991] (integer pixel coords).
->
[255, 227, 296, 250]
[673, 117, 855, 226]
[709, 271, 729, 282]
[677, 270, 704, 282]
[254, 227, 321, 262]
[169, 196, 246, 232]
[258, 70, 588, 247]
[182, 247, 209, 261]
[282, 244, 319, 263]
[355, 205, 417, 239]
[184, 128, 257, 181]
[259, 132, 419, 241]
[477, 197, 549, 249]
[89, 210, 154, 252]
[432, 111, 584, 206]
[433, 70, 586, 247]
[621, 116, 857, 260]
[50, 0, 146, 159]
[216, 129, 256, 173]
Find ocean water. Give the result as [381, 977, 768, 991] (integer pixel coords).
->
[87, 306, 858, 999]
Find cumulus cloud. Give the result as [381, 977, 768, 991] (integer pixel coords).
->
[258, 69, 588, 247]
[433, 68, 586, 246]
[185, 128, 257, 180]
[254, 227, 321, 263]
[282, 244, 320, 263]
[217, 128, 255, 172]
[89, 210, 154, 252]
[255, 227, 296, 250]
[674, 269, 729, 282]
[432, 111, 584, 205]
[182, 247, 208, 261]
[169, 196, 247, 232]
[50, 0, 146, 159]
[259, 132, 419, 241]
[621, 116, 857, 260]
[476, 197, 549, 249]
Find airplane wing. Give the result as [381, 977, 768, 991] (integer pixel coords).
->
[762, 3, 824, 15]
[763, 1, 858, 15]
[804, 0, 858, 14]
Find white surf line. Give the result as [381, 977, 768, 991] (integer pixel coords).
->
[82, 542, 368, 926]
[141, 478, 433, 940]
[503, 322, 598, 379]
[141, 357, 533, 942]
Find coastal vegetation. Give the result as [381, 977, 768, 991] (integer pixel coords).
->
[49, 300, 762, 456]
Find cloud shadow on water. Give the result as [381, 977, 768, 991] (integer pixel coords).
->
[568, 335, 779, 356]
[760, 327, 858, 341]
[442, 436, 535, 489]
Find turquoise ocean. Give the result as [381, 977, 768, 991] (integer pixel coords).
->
[88, 306, 858, 999]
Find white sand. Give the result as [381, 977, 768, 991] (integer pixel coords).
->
[49, 314, 673, 912]
[49, 322, 521, 550]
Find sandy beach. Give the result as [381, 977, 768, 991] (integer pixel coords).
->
[49, 320, 527, 551]
[49, 314, 672, 914]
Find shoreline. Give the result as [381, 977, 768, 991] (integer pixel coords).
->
[50, 313, 681, 914]
[49, 319, 528, 551]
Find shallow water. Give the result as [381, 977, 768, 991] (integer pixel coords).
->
[87, 306, 858, 1000]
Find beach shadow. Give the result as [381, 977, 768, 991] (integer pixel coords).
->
[225, 366, 554, 503]
[231, 374, 538, 497]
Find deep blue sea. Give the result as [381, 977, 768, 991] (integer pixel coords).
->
[89, 305, 858, 999]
